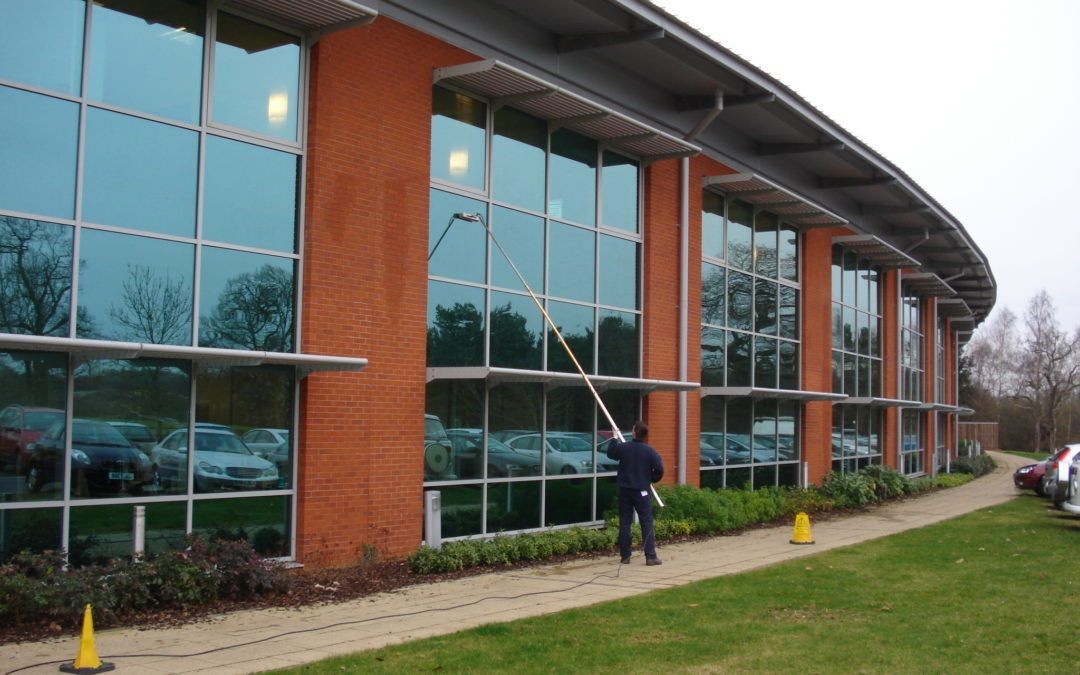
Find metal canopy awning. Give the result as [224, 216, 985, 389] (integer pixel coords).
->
[844, 397, 920, 408]
[956, 406, 976, 416]
[937, 298, 973, 318]
[902, 272, 956, 297]
[700, 386, 846, 401]
[226, 0, 377, 35]
[832, 235, 921, 268]
[0, 334, 367, 377]
[702, 172, 848, 229]
[433, 60, 699, 161]
[425, 366, 699, 392]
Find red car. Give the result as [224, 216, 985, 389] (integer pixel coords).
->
[1013, 458, 1049, 495]
[0, 405, 65, 474]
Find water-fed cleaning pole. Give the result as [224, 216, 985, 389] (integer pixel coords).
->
[435, 212, 663, 508]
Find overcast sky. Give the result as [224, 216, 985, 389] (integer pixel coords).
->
[657, 0, 1080, 333]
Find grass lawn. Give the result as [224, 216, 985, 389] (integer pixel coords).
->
[1002, 450, 1051, 461]
[276, 496, 1079, 674]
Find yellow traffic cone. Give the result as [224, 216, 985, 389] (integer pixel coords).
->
[60, 604, 114, 674]
[789, 512, 815, 545]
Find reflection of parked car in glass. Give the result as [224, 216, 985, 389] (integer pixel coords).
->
[242, 428, 289, 457]
[151, 424, 278, 491]
[725, 434, 775, 464]
[26, 419, 152, 495]
[0, 405, 65, 474]
[504, 432, 615, 474]
[106, 421, 157, 453]
[699, 439, 724, 466]
[446, 429, 542, 477]
[424, 414, 454, 480]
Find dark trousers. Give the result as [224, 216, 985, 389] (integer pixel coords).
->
[618, 486, 657, 560]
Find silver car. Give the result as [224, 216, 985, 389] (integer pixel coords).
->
[151, 425, 278, 491]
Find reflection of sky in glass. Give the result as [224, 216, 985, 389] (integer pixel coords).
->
[599, 235, 637, 310]
[83, 109, 198, 236]
[198, 247, 294, 351]
[601, 153, 638, 233]
[0, 86, 78, 219]
[77, 230, 194, 344]
[779, 225, 798, 281]
[727, 200, 753, 271]
[213, 13, 299, 140]
[549, 222, 594, 303]
[432, 88, 486, 190]
[493, 107, 544, 211]
[88, 1, 203, 123]
[203, 135, 297, 253]
[491, 206, 542, 291]
[0, 0, 84, 95]
[549, 130, 596, 226]
[702, 192, 725, 260]
[429, 189, 486, 284]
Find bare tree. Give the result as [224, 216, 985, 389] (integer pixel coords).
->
[108, 265, 192, 344]
[1013, 291, 1080, 451]
[965, 306, 1020, 420]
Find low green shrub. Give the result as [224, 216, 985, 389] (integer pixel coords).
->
[949, 454, 996, 476]
[860, 465, 912, 500]
[821, 471, 878, 507]
[935, 473, 975, 488]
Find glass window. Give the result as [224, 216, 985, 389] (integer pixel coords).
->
[426, 281, 484, 367]
[195, 365, 293, 492]
[546, 387, 594, 477]
[0, 0, 84, 95]
[0, 351, 68, 503]
[489, 291, 542, 370]
[198, 247, 294, 351]
[70, 502, 186, 565]
[0, 217, 73, 337]
[83, 108, 199, 237]
[779, 341, 797, 390]
[778, 286, 798, 340]
[77, 230, 194, 344]
[754, 337, 777, 389]
[72, 358, 189, 497]
[727, 271, 752, 331]
[726, 331, 751, 387]
[431, 87, 486, 190]
[487, 480, 540, 532]
[549, 129, 596, 226]
[779, 224, 798, 281]
[490, 206, 543, 292]
[212, 12, 300, 141]
[0, 507, 63, 562]
[701, 327, 725, 386]
[192, 495, 289, 557]
[599, 235, 638, 310]
[601, 152, 638, 233]
[702, 192, 725, 261]
[548, 222, 595, 303]
[88, 0, 204, 123]
[429, 189, 487, 284]
[753, 211, 777, 278]
[726, 398, 752, 465]
[702, 263, 725, 326]
[492, 107, 545, 211]
[203, 135, 299, 253]
[546, 477, 592, 525]
[755, 280, 776, 335]
[547, 301, 594, 374]
[700, 397, 725, 467]
[777, 400, 797, 461]
[0, 86, 78, 219]
[428, 485, 482, 537]
[426, 380, 484, 481]
[598, 310, 638, 377]
[726, 199, 753, 271]
[842, 251, 857, 304]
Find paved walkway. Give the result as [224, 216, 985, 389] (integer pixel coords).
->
[3, 452, 1027, 675]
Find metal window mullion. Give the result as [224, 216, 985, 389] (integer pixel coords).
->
[287, 371, 299, 559]
[542, 124, 552, 372]
[60, 352, 77, 554]
[185, 368, 197, 533]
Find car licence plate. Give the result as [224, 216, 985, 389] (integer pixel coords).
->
[235, 480, 255, 488]
[108, 471, 134, 481]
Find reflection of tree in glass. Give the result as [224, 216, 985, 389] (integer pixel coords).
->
[202, 265, 293, 351]
[598, 314, 637, 376]
[490, 303, 540, 369]
[0, 217, 72, 336]
[702, 266, 725, 325]
[729, 241, 753, 271]
[109, 265, 192, 344]
[427, 302, 483, 366]
[548, 323, 593, 373]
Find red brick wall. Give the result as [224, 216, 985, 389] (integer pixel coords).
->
[298, 18, 477, 567]
[881, 268, 898, 468]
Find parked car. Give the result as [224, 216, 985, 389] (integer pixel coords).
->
[1062, 453, 1080, 516]
[25, 419, 153, 495]
[1043, 444, 1080, 508]
[504, 432, 617, 474]
[699, 439, 724, 467]
[241, 428, 290, 458]
[151, 424, 278, 491]
[727, 434, 776, 464]
[0, 405, 64, 474]
[106, 421, 157, 453]
[1013, 457, 1050, 495]
[445, 428, 542, 477]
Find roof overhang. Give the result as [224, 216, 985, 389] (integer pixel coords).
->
[433, 59, 699, 162]
[956, 407, 976, 416]
[937, 298, 973, 319]
[426, 366, 698, 392]
[0, 335, 367, 377]
[226, 0, 377, 37]
[832, 235, 921, 268]
[843, 397, 920, 408]
[902, 272, 956, 298]
[700, 386, 846, 401]
[702, 172, 847, 229]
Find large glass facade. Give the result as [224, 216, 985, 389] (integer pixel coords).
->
[0, 2, 302, 562]
[427, 86, 643, 536]
[699, 190, 801, 487]
[900, 291, 925, 474]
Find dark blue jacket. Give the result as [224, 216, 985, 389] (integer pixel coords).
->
[606, 438, 664, 491]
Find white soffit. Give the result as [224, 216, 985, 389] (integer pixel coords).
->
[937, 298, 973, 318]
[226, 0, 377, 34]
[833, 234, 921, 269]
[425, 366, 699, 392]
[433, 60, 699, 161]
[903, 272, 957, 297]
[702, 172, 848, 228]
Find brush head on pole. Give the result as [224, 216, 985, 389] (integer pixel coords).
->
[454, 212, 482, 222]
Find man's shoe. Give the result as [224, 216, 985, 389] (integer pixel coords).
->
[620, 556, 631, 564]
[646, 557, 663, 566]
